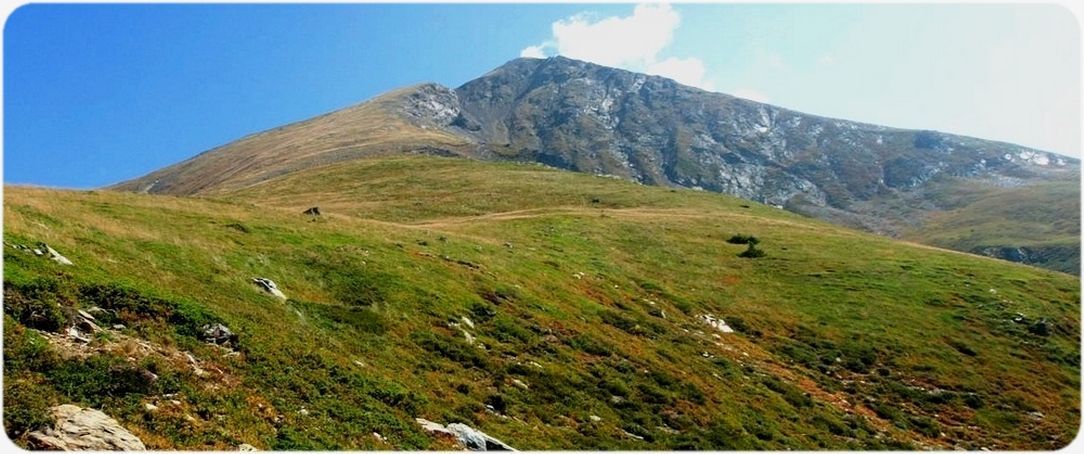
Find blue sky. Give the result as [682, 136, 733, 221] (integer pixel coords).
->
[4, 3, 1079, 188]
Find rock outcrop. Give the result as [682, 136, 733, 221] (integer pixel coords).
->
[252, 277, 287, 300]
[201, 323, 237, 345]
[416, 418, 515, 451]
[27, 404, 146, 451]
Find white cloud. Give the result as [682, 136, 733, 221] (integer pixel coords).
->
[520, 3, 715, 91]
[732, 88, 771, 103]
[520, 44, 548, 59]
[647, 57, 714, 91]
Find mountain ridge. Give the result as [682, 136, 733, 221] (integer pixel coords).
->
[111, 56, 1080, 273]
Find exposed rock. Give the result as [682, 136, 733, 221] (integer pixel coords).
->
[27, 404, 146, 451]
[252, 277, 287, 300]
[589, 415, 602, 422]
[77, 309, 97, 322]
[416, 418, 453, 436]
[40, 243, 74, 266]
[699, 313, 735, 333]
[144, 403, 158, 412]
[416, 418, 515, 451]
[67, 326, 91, 343]
[302, 206, 321, 216]
[461, 316, 475, 329]
[511, 379, 529, 390]
[238, 443, 258, 451]
[201, 323, 237, 345]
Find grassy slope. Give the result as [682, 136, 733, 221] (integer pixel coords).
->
[109, 86, 472, 195]
[4, 156, 1080, 450]
[903, 177, 1080, 274]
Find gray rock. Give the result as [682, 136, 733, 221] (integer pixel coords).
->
[201, 323, 236, 345]
[252, 277, 287, 300]
[28, 404, 146, 450]
[66, 326, 91, 343]
[39, 243, 73, 266]
[416, 418, 515, 451]
[238, 443, 258, 451]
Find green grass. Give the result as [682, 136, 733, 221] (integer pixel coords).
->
[904, 176, 1080, 274]
[3, 155, 1079, 450]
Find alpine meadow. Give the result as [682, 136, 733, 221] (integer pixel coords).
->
[3, 4, 1081, 452]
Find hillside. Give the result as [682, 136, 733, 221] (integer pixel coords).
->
[110, 57, 1079, 274]
[6, 155, 1080, 450]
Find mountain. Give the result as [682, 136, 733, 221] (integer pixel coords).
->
[6, 156, 1080, 449]
[112, 56, 1080, 273]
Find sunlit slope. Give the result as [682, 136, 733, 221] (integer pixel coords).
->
[109, 85, 473, 196]
[903, 178, 1080, 274]
[4, 156, 1080, 450]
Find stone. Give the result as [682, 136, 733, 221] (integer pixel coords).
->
[77, 316, 102, 333]
[252, 277, 287, 300]
[511, 379, 529, 390]
[699, 313, 735, 333]
[27, 404, 146, 451]
[39, 243, 73, 266]
[144, 403, 158, 412]
[589, 415, 602, 422]
[201, 323, 237, 345]
[461, 316, 475, 329]
[67, 326, 91, 343]
[416, 418, 453, 436]
[302, 207, 321, 216]
[77, 309, 97, 322]
[238, 443, 258, 451]
[112, 324, 126, 330]
[447, 423, 488, 451]
[417, 419, 515, 451]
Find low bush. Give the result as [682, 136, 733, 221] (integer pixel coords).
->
[727, 234, 760, 245]
[738, 243, 767, 258]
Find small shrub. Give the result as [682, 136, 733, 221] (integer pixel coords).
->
[4, 278, 71, 331]
[738, 243, 766, 258]
[727, 234, 760, 245]
[4, 375, 57, 439]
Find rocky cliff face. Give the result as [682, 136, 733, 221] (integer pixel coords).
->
[445, 57, 1077, 234]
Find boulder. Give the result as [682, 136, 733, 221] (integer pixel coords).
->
[699, 313, 735, 333]
[252, 277, 287, 300]
[238, 443, 258, 451]
[416, 418, 515, 451]
[39, 242, 74, 266]
[302, 207, 321, 216]
[201, 323, 237, 345]
[27, 404, 146, 451]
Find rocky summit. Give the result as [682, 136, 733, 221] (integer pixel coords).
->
[112, 57, 1079, 273]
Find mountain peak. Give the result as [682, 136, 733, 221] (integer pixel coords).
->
[112, 56, 1079, 273]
